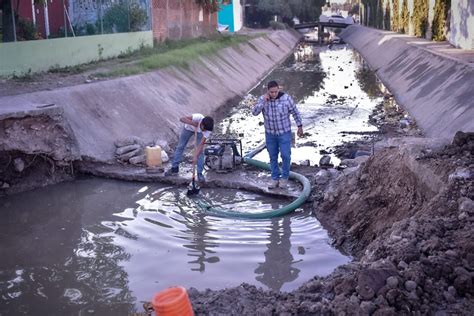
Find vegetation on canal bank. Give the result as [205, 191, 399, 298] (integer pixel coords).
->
[7, 33, 261, 81]
[93, 33, 260, 78]
[361, 0, 450, 41]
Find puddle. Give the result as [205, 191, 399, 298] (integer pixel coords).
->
[0, 177, 348, 314]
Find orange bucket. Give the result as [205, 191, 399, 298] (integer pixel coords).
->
[152, 286, 194, 316]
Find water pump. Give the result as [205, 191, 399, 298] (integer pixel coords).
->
[204, 136, 243, 172]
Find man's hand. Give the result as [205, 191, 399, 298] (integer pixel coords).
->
[264, 93, 270, 102]
[297, 126, 304, 137]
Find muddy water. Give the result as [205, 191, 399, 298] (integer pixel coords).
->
[0, 44, 384, 315]
[219, 45, 382, 165]
[0, 178, 348, 315]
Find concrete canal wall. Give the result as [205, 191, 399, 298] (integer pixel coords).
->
[0, 30, 301, 164]
[341, 25, 474, 143]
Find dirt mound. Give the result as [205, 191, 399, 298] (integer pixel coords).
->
[188, 133, 473, 315]
[0, 113, 79, 195]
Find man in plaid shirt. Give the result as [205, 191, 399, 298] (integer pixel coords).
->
[252, 80, 304, 189]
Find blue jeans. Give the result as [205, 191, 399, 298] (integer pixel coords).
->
[265, 131, 292, 180]
[171, 128, 204, 175]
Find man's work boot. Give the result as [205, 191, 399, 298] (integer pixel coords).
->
[279, 178, 289, 189]
[268, 179, 279, 189]
[164, 166, 179, 176]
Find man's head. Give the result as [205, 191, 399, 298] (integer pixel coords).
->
[201, 116, 214, 132]
[267, 80, 280, 99]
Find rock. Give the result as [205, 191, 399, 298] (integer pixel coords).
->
[458, 197, 474, 214]
[315, 169, 331, 184]
[354, 150, 371, 157]
[445, 249, 458, 257]
[300, 159, 311, 166]
[373, 307, 397, 316]
[443, 290, 456, 303]
[319, 155, 332, 166]
[420, 237, 440, 254]
[1, 182, 10, 189]
[328, 168, 341, 178]
[118, 148, 142, 161]
[334, 277, 356, 295]
[452, 131, 474, 146]
[129, 154, 146, 165]
[360, 301, 376, 314]
[115, 136, 145, 148]
[407, 291, 419, 302]
[349, 294, 360, 304]
[385, 289, 399, 305]
[356, 284, 375, 300]
[399, 119, 410, 129]
[324, 186, 339, 203]
[458, 212, 469, 220]
[386, 276, 398, 289]
[453, 271, 472, 295]
[13, 158, 25, 172]
[161, 150, 169, 163]
[397, 261, 408, 270]
[116, 144, 141, 155]
[376, 285, 390, 297]
[404, 280, 417, 292]
[448, 286, 457, 297]
[390, 234, 402, 242]
[448, 168, 472, 182]
[374, 294, 388, 307]
[357, 269, 397, 300]
[340, 158, 359, 168]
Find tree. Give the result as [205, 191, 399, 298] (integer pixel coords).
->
[251, 0, 326, 27]
[384, 1, 391, 30]
[376, 0, 384, 29]
[391, 0, 399, 32]
[349, 3, 360, 16]
[432, 0, 451, 41]
[103, 1, 147, 33]
[412, 0, 428, 37]
[361, 0, 378, 27]
[400, 0, 409, 34]
[195, 0, 219, 13]
[289, 0, 326, 23]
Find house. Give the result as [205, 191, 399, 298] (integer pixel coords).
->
[217, 0, 243, 33]
[9, 0, 69, 39]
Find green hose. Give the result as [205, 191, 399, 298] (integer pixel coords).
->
[197, 147, 312, 219]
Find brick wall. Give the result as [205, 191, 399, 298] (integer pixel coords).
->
[151, 0, 217, 42]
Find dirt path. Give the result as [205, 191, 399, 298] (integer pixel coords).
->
[0, 58, 133, 97]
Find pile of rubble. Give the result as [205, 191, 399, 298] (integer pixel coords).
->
[188, 132, 473, 315]
[114, 137, 169, 166]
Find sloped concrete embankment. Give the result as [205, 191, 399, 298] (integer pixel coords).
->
[340, 25, 474, 143]
[0, 30, 301, 194]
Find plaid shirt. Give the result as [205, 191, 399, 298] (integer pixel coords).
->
[252, 92, 303, 135]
